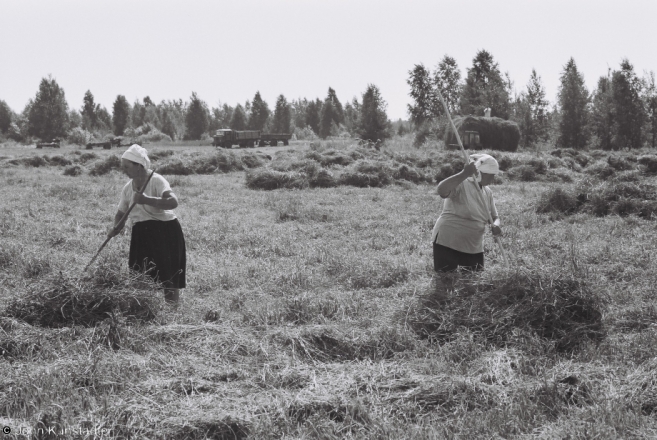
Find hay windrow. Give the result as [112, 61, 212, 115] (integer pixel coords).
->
[2, 270, 162, 328]
[406, 268, 605, 353]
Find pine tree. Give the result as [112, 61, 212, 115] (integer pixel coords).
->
[161, 109, 176, 140]
[433, 55, 462, 114]
[291, 98, 308, 129]
[247, 92, 270, 131]
[357, 84, 391, 141]
[643, 71, 657, 149]
[0, 100, 12, 134]
[81, 90, 98, 130]
[319, 88, 344, 138]
[112, 96, 130, 136]
[556, 58, 590, 149]
[343, 98, 361, 135]
[460, 50, 510, 118]
[28, 75, 69, 141]
[230, 104, 247, 130]
[131, 99, 145, 128]
[271, 95, 291, 133]
[185, 92, 209, 140]
[305, 99, 321, 134]
[591, 74, 614, 150]
[611, 59, 646, 149]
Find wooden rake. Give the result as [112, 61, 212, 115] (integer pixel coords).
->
[83, 169, 156, 272]
[436, 92, 509, 267]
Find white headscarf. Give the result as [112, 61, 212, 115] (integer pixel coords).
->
[470, 153, 500, 175]
[121, 144, 150, 169]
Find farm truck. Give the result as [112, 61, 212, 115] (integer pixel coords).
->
[212, 129, 292, 148]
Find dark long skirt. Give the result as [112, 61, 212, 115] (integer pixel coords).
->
[433, 243, 484, 273]
[130, 219, 186, 289]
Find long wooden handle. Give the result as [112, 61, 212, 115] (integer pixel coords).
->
[436, 92, 509, 266]
[84, 169, 156, 272]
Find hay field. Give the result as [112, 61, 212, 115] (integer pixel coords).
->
[1, 138, 657, 439]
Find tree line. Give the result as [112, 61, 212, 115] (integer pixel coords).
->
[408, 50, 657, 150]
[0, 80, 392, 144]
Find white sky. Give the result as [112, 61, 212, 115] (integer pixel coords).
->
[1, 0, 656, 121]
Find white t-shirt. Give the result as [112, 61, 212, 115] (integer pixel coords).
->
[431, 179, 498, 254]
[118, 173, 177, 224]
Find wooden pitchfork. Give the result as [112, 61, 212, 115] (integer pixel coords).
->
[435, 92, 510, 266]
[83, 168, 156, 272]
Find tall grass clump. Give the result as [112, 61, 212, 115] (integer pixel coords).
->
[638, 155, 657, 174]
[406, 268, 605, 353]
[3, 269, 162, 328]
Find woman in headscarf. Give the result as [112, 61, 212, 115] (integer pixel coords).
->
[431, 153, 503, 272]
[107, 144, 186, 304]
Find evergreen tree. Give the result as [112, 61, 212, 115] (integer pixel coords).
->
[131, 99, 145, 128]
[643, 71, 657, 149]
[161, 109, 177, 140]
[291, 98, 308, 129]
[81, 90, 98, 130]
[0, 100, 12, 133]
[247, 91, 270, 131]
[230, 104, 247, 130]
[611, 59, 646, 149]
[556, 58, 590, 149]
[96, 106, 112, 131]
[271, 95, 291, 133]
[305, 99, 321, 134]
[28, 75, 69, 141]
[319, 88, 344, 138]
[591, 74, 615, 150]
[343, 98, 361, 135]
[326, 88, 344, 124]
[460, 50, 510, 118]
[433, 55, 462, 114]
[185, 92, 209, 140]
[112, 95, 130, 136]
[357, 84, 391, 141]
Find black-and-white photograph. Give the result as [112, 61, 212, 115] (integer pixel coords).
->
[1, 0, 657, 438]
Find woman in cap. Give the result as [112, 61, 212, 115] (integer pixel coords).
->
[431, 153, 503, 272]
[107, 144, 186, 303]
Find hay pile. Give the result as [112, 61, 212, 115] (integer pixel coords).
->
[407, 269, 605, 353]
[445, 116, 520, 152]
[3, 269, 162, 328]
[89, 155, 121, 176]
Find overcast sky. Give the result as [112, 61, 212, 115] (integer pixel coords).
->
[2, 0, 656, 121]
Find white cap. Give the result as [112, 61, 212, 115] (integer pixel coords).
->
[470, 153, 500, 175]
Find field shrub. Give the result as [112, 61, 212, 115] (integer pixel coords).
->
[75, 152, 98, 163]
[89, 155, 121, 176]
[536, 187, 581, 215]
[394, 164, 426, 183]
[47, 155, 72, 166]
[550, 148, 590, 167]
[67, 127, 93, 145]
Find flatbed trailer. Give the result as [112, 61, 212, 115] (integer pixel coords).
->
[36, 139, 61, 149]
[212, 129, 292, 148]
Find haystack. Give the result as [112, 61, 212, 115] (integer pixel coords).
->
[444, 116, 520, 152]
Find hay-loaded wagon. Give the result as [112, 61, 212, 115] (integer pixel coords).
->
[212, 129, 292, 148]
[36, 139, 61, 149]
[445, 116, 520, 152]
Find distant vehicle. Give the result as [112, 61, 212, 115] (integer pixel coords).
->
[85, 137, 140, 150]
[212, 129, 292, 148]
[36, 139, 61, 149]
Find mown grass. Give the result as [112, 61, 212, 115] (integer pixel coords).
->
[0, 138, 656, 438]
